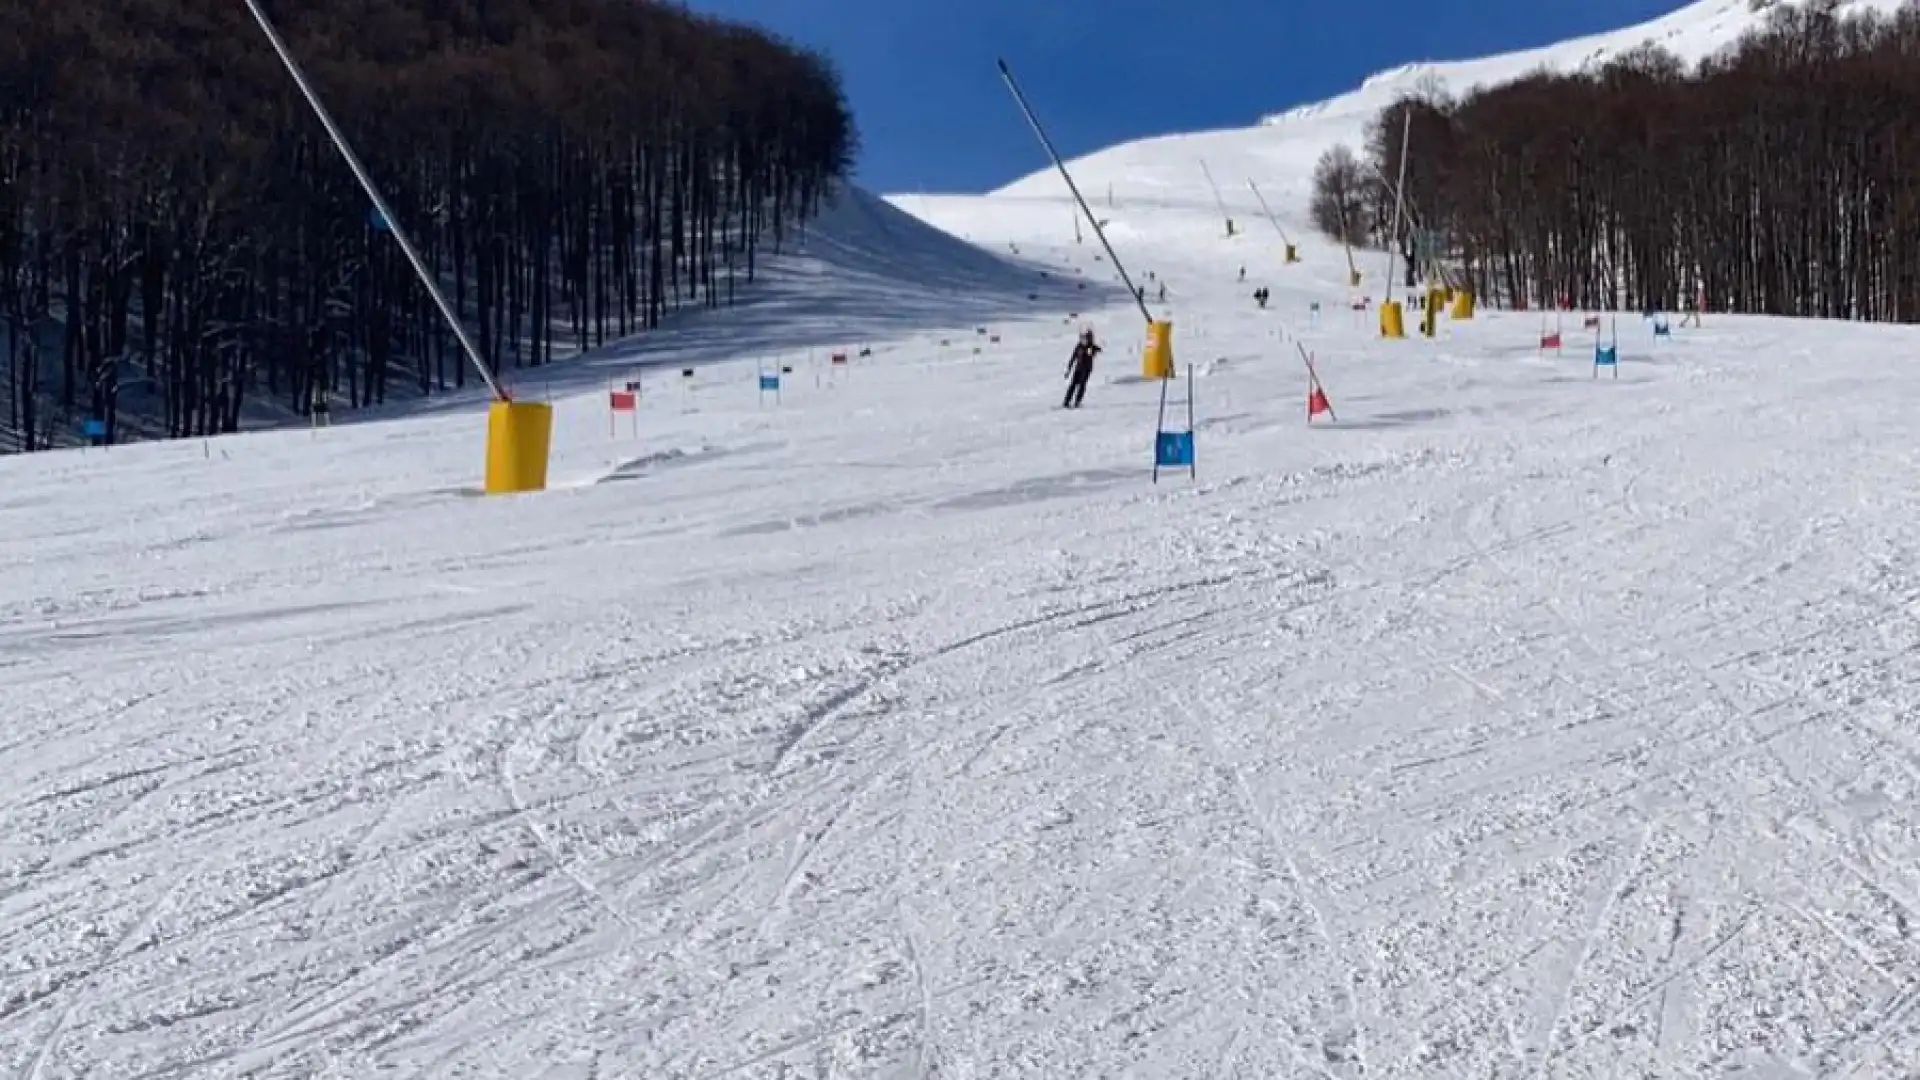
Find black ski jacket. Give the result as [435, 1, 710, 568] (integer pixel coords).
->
[1066, 341, 1100, 378]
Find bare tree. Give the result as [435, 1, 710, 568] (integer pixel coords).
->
[1362, 1, 1920, 319]
[1309, 145, 1372, 248]
[0, 0, 858, 450]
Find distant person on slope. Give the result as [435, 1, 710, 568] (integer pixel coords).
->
[1063, 329, 1100, 409]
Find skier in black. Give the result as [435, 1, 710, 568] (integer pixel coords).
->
[1063, 329, 1099, 409]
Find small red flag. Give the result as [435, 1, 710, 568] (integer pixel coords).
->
[1582, 315, 1601, 331]
[1540, 331, 1562, 350]
[609, 390, 636, 411]
[1308, 385, 1334, 422]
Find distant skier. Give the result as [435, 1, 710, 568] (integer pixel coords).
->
[1063, 329, 1100, 409]
[1254, 286, 1269, 309]
[1238, 266, 1246, 282]
[1157, 281, 1167, 302]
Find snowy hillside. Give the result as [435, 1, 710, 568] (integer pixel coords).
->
[918, 0, 1913, 266]
[11, 3, 1920, 1076]
[1260, 0, 1916, 126]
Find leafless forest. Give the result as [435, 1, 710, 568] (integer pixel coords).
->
[0, 0, 854, 451]
[1313, 1, 1920, 320]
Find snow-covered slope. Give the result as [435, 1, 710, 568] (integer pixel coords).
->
[12, 183, 1920, 1076]
[13, 4, 1920, 1077]
[1262, 0, 1914, 127]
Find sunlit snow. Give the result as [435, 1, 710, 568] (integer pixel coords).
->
[8, 2, 1920, 1075]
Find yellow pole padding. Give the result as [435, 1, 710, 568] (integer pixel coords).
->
[484, 399, 554, 495]
[1379, 300, 1405, 339]
[1451, 290, 1476, 320]
[1143, 320, 1174, 379]
[1285, 244, 1298, 263]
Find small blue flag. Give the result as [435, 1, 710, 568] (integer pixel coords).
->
[1155, 431, 1194, 467]
[758, 374, 779, 391]
[1595, 346, 1617, 367]
[80, 418, 106, 438]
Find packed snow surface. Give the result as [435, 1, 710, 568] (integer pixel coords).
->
[11, 19, 1920, 1072]
[8, 177, 1920, 1076]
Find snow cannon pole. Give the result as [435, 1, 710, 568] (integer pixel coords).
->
[244, 0, 500, 403]
[245, 0, 548, 494]
[1198, 158, 1231, 231]
[1384, 107, 1412, 306]
[996, 57, 1153, 327]
[1246, 179, 1293, 247]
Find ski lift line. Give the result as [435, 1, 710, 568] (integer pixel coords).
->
[995, 57, 1154, 325]
[243, 0, 505, 402]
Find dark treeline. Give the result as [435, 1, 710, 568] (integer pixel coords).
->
[0, 0, 854, 451]
[1314, 1, 1920, 321]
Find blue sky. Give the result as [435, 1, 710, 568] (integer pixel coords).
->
[684, 0, 1684, 195]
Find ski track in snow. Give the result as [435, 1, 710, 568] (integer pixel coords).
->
[10, 127, 1920, 1079]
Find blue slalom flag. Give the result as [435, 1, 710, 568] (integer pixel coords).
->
[1155, 430, 1194, 468]
[1594, 343, 1619, 380]
[80, 418, 107, 439]
[758, 373, 779, 391]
